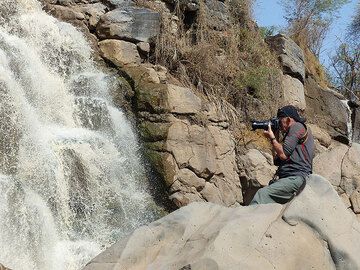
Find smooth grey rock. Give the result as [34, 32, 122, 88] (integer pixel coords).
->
[281, 74, 306, 110]
[266, 34, 305, 82]
[77, 3, 107, 29]
[166, 84, 202, 114]
[203, 0, 230, 30]
[313, 143, 349, 187]
[283, 174, 360, 269]
[238, 149, 277, 187]
[96, 7, 160, 43]
[99, 39, 141, 67]
[341, 143, 360, 195]
[305, 78, 351, 143]
[83, 175, 358, 270]
[308, 124, 332, 148]
[136, 41, 150, 56]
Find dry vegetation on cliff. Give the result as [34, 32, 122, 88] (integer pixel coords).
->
[134, 0, 283, 151]
[159, 1, 279, 101]
[138, 0, 281, 121]
[294, 37, 328, 88]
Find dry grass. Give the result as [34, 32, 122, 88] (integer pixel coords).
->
[150, 0, 280, 113]
[291, 34, 328, 88]
[303, 46, 328, 88]
[233, 127, 272, 151]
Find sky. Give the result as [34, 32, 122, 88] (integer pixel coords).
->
[254, 0, 359, 68]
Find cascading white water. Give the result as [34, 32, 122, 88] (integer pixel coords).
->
[0, 0, 161, 269]
[341, 99, 353, 144]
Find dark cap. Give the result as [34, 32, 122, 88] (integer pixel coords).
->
[277, 105, 305, 123]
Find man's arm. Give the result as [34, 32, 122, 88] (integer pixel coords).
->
[264, 124, 288, 160]
[271, 138, 287, 160]
[265, 123, 305, 161]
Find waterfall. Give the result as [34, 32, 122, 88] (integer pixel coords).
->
[0, 0, 160, 269]
[341, 100, 353, 145]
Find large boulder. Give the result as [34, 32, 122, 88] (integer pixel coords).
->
[283, 174, 360, 269]
[203, 0, 230, 31]
[99, 39, 141, 67]
[238, 148, 276, 187]
[281, 74, 306, 110]
[266, 34, 305, 83]
[76, 3, 107, 30]
[308, 123, 332, 148]
[313, 143, 349, 187]
[305, 77, 351, 143]
[96, 6, 160, 43]
[341, 143, 360, 196]
[82, 174, 360, 270]
[265, 34, 306, 110]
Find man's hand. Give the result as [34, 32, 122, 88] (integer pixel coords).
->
[264, 123, 275, 140]
[265, 123, 288, 160]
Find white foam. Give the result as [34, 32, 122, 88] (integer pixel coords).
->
[0, 1, 159, 269]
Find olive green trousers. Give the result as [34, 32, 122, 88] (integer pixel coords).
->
[249, 175, 305, 205]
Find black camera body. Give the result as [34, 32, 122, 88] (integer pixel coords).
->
[251, 117, 280, 131]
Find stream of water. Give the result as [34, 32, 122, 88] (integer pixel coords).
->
[0, 0, 159, 269]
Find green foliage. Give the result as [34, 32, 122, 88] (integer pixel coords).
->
[259, 26, 278, 38]
[236, 66, 276, 99]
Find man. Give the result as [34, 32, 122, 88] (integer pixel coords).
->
[250, 105, 315, 205]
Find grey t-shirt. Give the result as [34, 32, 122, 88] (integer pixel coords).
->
[275, 122, 314, 178]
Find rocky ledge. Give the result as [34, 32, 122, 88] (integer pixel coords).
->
[83, 174, 360, 270]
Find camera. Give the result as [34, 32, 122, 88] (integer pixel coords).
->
[251, 117, 280, 131]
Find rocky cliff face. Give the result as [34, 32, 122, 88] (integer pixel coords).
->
[0, 0, 353, 269]
[39, 0, 360, 217]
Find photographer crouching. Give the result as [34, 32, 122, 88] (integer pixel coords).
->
[249, 105, 315, 205]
